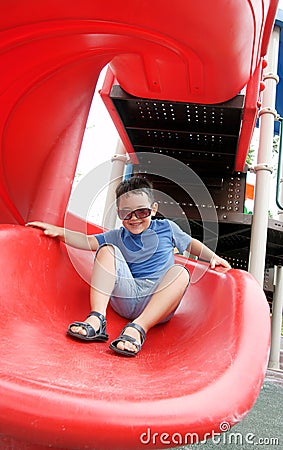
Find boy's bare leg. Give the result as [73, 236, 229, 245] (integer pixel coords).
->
[116, 265, 190, 353]
[70, 245, 116, 335]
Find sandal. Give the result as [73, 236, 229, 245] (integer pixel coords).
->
[109, 322, 146, 357]
[67, 311, 109, 342]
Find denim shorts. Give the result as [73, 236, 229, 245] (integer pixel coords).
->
[95, 244, 189, 322]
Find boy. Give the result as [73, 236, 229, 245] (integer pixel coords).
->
[27, 176, 230, 356]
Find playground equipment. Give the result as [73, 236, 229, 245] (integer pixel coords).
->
[0, 1, 281, 449]
[0, 223, 270, 449]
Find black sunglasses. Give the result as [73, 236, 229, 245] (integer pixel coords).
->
[117, 207, 152, 221]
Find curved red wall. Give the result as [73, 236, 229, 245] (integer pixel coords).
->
[0, 0, 278, 225]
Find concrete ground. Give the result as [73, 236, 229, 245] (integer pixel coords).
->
[175, 340, 283, 450]
[181, 381, 282, 450]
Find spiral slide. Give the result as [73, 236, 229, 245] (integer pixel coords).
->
[0, 1, 277, 449]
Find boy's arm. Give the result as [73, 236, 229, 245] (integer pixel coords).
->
[187, 238, 231, 269]
[26, 221, 99, 251]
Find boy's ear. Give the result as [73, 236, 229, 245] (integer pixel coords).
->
[151, 201, 159, 216]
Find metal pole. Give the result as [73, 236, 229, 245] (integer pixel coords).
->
[248, 27, 280, 286]
[268, 265, 283, 370]
[102, 139, 129, 229]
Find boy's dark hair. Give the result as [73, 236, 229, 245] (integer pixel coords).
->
[115, 176, 155, 205]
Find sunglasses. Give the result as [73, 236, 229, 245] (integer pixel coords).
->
[117, 207, 152, 221]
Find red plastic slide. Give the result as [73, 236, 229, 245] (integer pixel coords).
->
[0, 0, 278, 225]
[0, 1, 277, 448]
[0, 224, 270, 449]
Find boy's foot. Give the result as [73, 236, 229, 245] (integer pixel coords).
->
[116, 325, 140, 353]
[70, 315, 100, 336]
[67, 311, 109, 342]
[109, 322, 146, 356]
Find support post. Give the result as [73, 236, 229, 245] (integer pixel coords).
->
[102, 140, 129, 229]
[248, 27, 280, 286]
[268, 265, 283, 370]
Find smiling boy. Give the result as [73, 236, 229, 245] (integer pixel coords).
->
[27, 176, 230, 356]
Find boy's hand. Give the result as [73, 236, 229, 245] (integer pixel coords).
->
[26, 221, 62, 238]
[210, 255, 231, 270]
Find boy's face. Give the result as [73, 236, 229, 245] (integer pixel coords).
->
[117, 192, 158, 234]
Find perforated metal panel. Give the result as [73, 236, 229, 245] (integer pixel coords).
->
[110, 85, 244, 177]
[174, 216, 283, 270]
[132, 167, 246, 221]
[109, 85, 283, 281]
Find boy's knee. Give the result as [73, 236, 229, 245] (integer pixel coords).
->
[96, 244, 116, 260]
[170, 265, 190, 286]
[180, 267, 190, 286]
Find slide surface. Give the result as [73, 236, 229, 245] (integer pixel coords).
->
[0, 1, 276, 448]
[0, 224, 270, 449]
[0, 0, 278, 225]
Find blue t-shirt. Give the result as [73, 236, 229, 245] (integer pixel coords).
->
[94, 219, 191, 280]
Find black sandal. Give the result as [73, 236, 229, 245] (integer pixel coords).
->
[109, 322, 146, 357]
[67, 311, 109, 342]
